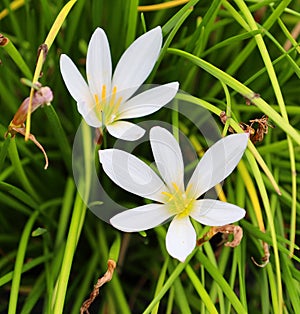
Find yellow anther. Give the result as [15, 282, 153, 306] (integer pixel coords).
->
[94, 85, 122, 124]
[171, 182, 180, 192]
[115, 96, 123, 109]
[101, 85, 106, 103]
[162, 190, 174, 201]
[95, 94, 101, 112]
[109, 86, 117, 107]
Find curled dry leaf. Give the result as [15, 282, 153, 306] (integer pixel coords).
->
[251, 241, 270, 267]
[11, 127, 49, 170]
[248, 115, 274, 144]
[80, 259, 117, 314]
[197, 224, 243, 248]
[217, 224, 243, 247]
[220, 111, 274, 144]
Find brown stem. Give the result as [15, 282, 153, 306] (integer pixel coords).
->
[10, 127, 49, 169]
[80, 259, 117, 314]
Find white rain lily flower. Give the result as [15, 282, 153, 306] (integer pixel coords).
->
[60, 27, 179, 140]
[99, 127, 249, 262]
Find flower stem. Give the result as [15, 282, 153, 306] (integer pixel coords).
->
[52, 192, 87, 314]
[8, 137, 40, 201]
[8, 210, 40, 314]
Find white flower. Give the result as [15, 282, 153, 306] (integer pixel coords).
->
[60, 27, 179, 140]
[99, 127, 249, 262]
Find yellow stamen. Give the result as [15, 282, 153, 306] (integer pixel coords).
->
[101, 85, 106, 103]
[161, 191, 174, 200]
[109, 86, 117, 107]
[171, 182, 180, 192]
[177, 198, 195, 218]
[115, 96, 123, 110]
[95, 94, 101, 113]
[162, 182, 195, 217]
[111, 96, 123, 120]
[94, 85, 124, 124]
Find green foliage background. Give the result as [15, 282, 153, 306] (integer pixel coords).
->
[0, 0, 299, 313]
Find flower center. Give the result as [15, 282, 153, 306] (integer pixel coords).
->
[94, 85, 123, 125]
[162, 183, 195, 218]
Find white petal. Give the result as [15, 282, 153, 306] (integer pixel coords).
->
[86, 28, 112, 96]
[106, 121, 145, 140]
[60, 54, 94, 105]
[77, 101, 101, 127]
[150, 126, 185, 191]
[117, 82, 179, 119]
[112, 27, 162, 101]
[110, 203, 172, 232]
[187, 133, 249, 199]
[166, 216, 196, 262]
[190, 199, 246, 226]
[99, 149, 167, 202]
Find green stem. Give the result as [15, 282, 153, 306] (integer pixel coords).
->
[1, 37, 32, 79]
[0, 135, 11, 173]
[185, 264, 218, 314]
[172, 101, 179, 142]
[221, 81, 232, 136]
[52, 193, 87, 314]
[8, 137, 40, 201]
[142, 255, 193, 314]
[54, 178, 75, 249]
[53, 120, 92, 313]
[246, 150, 282, 314]
[233, 0, 294, 311]
[167, 48, 300, 145]
[151, 258, 169, 314]
[8, 210, 40, 314]
[197, 251, 247, 314]
[43, 105, 72, 174]
[125, 0, 138, 48]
